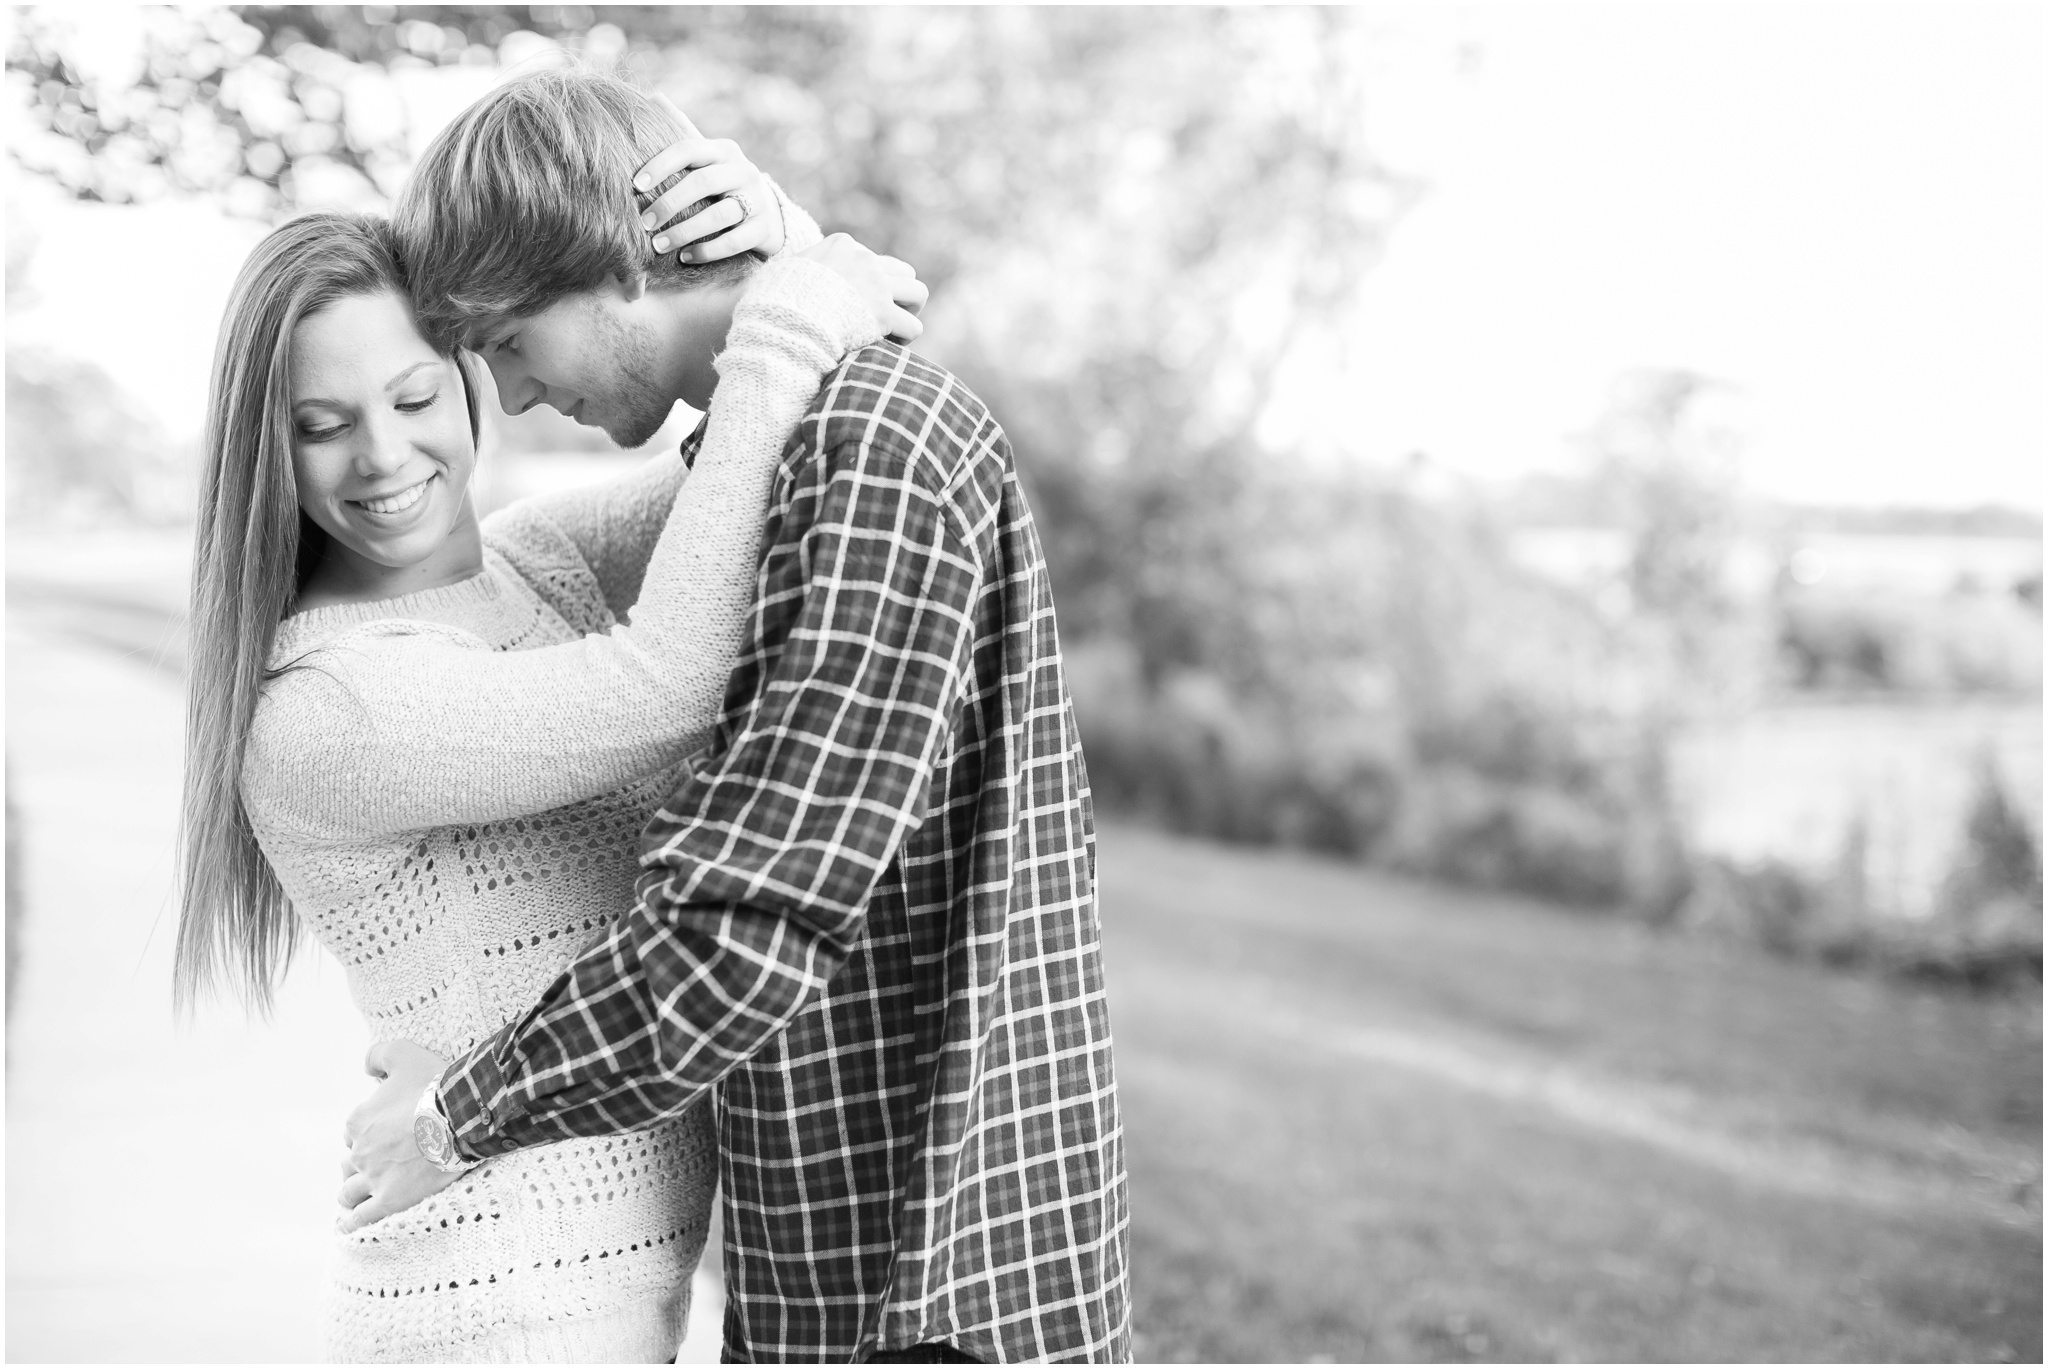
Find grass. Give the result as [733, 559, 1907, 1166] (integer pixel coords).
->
[1098, 821, 2041, 1362]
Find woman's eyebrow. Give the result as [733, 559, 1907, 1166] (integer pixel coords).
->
[383, 360, 438, 392]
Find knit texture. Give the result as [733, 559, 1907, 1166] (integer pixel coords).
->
[244, 223, 882, 1359]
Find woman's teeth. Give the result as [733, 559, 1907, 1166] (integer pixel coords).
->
[357, 478, 431, 515]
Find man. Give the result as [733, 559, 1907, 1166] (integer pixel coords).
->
[341, 68, 1131, 1363]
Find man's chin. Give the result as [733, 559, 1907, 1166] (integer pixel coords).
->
[599, 410, 671, 451]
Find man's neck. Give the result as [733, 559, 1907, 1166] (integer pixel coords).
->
[660, 277, 753, 412]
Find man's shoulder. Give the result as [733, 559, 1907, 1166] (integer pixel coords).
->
[797, 343, 1004, 478]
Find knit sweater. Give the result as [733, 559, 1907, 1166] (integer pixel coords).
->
[243, 233, 882, 1358]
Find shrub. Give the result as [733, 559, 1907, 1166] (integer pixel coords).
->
[1775, 589, 2042, 696]
[1377, 767, 1630, 907]
[1679, 765, 2042, 990]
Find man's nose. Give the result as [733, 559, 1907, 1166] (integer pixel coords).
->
[484, 355, 544, 418]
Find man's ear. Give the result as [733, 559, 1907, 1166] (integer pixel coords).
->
[613, 271, 650, 303]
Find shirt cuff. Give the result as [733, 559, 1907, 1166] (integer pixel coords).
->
[435, 1043, 520, 1162]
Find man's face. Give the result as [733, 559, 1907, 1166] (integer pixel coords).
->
[472, 280, 678, 450]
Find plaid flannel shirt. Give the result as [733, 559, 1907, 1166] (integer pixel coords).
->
[437, 343, 1131, 1363]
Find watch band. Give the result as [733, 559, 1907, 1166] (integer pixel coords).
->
[412, 1074, 480, 1175]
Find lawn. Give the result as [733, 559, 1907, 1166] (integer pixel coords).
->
[1097, 821, 2041, 1362]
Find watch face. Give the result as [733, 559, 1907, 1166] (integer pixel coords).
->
[413, 1112, 448, 1165]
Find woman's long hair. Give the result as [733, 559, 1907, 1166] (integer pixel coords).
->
[176, 211, 481, 1014]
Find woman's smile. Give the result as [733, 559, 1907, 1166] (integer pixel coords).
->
[350, 473, 437, 518]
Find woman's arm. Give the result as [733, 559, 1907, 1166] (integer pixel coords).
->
[244, 255, 887, 843]
[483, 453, 689, 627]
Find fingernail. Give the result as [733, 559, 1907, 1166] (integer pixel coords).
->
[633, 174, 650, 192]
[641, 212, 657, 230]
[651, 235, 668, 252]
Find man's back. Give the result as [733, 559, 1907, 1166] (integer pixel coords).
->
[645, 344, 1130, 1361]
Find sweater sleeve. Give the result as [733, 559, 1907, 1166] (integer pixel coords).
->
[486, 177, 824, 622]
[768, 175, 825, 253]
[243, 256, 880, 843]
[483, 454, 689, 626]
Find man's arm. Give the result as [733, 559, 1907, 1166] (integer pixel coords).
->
[442, 423, 987, 1156]
[339, 403, 991, 1227]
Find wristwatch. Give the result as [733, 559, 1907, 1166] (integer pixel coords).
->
[412, 1075, 480, 1175]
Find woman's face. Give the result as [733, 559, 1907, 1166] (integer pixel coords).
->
[289, 289, 476, 574]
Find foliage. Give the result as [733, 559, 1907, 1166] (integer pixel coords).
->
[6, 342, 190, 525]
[1061, 452, 1688, 912]
[14, 7, 2027, 970]
[9, 0, 1423, 635]
[1683, 760, 2043, 990]
[1773, 586, 2043, 696]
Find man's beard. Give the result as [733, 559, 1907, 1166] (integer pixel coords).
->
[585, 303, 677, 449]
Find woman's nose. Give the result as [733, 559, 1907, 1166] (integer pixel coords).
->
[352, 419, 411, 477]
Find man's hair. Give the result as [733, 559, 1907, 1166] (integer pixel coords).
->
[392, 66, 761, 351]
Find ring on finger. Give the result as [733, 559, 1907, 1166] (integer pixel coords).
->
[728, 189, 756, 222]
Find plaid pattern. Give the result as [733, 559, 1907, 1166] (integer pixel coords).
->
[438, 344, 1131, 1363]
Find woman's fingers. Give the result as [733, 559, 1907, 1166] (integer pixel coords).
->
[641, 157, 751, 238]
[874, 255, 918, 278]
[679, 216, 776, 265]
[884, 305, 925, 344]
[633, 136, 715, 196]
[892, 277, 931, 315]
[655, 194, 748, 255]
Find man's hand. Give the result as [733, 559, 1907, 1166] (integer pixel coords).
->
[337, 1040, 460, 1235]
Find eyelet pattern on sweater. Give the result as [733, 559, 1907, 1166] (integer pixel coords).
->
[256, 549, 713, 1364]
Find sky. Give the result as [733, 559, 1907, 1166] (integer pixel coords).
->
[8, 5, 2043, 512]
[1286, 3, 2046, 510]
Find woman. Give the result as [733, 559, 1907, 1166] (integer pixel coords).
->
[176, 133, 917, 1361]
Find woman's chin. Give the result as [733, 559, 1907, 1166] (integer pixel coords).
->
[334, 487, 461, 569]
[340, 521, 456, 577]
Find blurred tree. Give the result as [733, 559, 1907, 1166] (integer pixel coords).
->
[10, 5, 1422, 673]
[6, 342, 189, 524]
[1576, 367, 1759, 711]
[16, 7, 1707, 911]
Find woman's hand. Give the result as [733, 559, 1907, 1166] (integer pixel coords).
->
[798, 233, 930, 344]
[634, 95, 786, 264]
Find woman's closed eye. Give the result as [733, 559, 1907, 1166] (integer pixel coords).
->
[396, 392, 440, 415]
